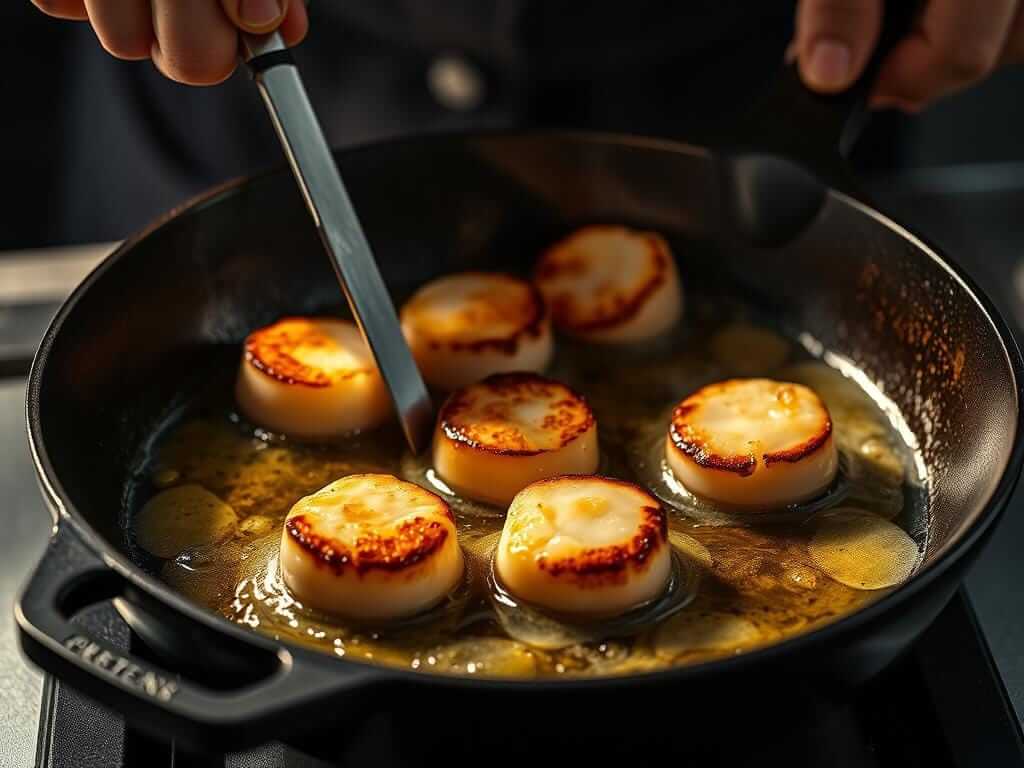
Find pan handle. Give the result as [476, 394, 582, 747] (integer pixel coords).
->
[739, 1, 920, 185]
[16, 523, 379, 750]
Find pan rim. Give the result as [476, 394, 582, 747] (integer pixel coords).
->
[24, 128, 1024, 692]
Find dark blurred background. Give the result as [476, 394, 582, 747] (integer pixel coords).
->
[5, 1, 1024, 251]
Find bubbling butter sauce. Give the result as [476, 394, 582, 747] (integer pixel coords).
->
[127, 309, 927, 679]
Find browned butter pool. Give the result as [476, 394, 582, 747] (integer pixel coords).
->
[127, 310, 926, 679]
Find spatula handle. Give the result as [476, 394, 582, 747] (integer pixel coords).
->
[739, 1, 920, 181]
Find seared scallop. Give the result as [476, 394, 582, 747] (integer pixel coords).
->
[401, 272, 553, 391]
[280, 474, 463, 620]
[534, 225, 682, 343]
[235, 317, 391, 438]
[433, 373, 599, 506]
[665, 379, 838, 508]
[495, 476, 671, 616]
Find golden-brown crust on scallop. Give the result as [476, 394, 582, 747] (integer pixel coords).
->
[668, 381, 833, 476]
[534, 225, 671, 333]
[245, 317, 370, 388]
[762, 426, 833, 465]
[438, 373, 595, 456]
[527, 476, 668, 586]
[668, 401, 758, 477]
[405, 272, 548, 356]
[285, 514, 451, 576]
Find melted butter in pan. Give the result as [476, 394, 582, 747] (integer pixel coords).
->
[134, 309, 926, 679]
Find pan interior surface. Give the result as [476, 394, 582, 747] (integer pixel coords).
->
[126, 287, 926, 678]
[33, 134, 1019, 682]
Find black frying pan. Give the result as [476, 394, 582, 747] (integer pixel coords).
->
[14, 128, 1024, 758]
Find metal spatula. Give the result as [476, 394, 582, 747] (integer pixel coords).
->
[242, 31, 433, 453]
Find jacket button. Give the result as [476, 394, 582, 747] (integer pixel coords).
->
[427, 54, 485, 112]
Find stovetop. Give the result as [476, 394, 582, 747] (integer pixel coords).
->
[3, 170, 1024, 766]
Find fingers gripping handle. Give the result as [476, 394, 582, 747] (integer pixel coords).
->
[742, 2, 920, 174]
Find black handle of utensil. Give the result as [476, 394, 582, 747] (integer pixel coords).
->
[718, 2, 921, 247]
[15, 523, 376, 750]
[740, 1, 920, 184]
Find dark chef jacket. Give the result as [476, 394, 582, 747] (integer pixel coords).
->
[5, 2, 795, 248]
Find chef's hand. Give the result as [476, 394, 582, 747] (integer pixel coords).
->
[31, 0, 308, 85]
[793, 0, 1024, 111]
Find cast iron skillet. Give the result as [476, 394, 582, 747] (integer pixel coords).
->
[14, 23, 1024, 754]
[14, 128, 1024, 757]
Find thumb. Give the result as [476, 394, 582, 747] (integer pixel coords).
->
[221, 0, 289, 35]
[794, 0, 883, 93]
